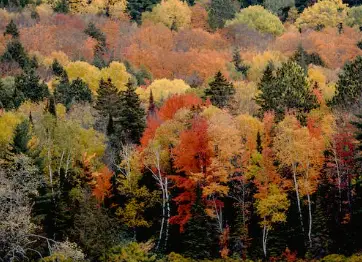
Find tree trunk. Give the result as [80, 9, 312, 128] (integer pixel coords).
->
[307, 192, 312, 247]
[292, 163, 304, 232]
[164, 177, 170, 250]
[333, 147, 342, 213]
[262, 221, 268, 258]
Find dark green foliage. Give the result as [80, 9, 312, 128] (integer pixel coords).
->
[352, 114, 362, 163]
[357, 41, 362, 50]
[256, 60, 318, 121]
[53, 0, 69, 13]
[0, 0, 30, 8]
[332, 56, 362, 108]
[182, 186, 218, 259]
[52, 59, 68, 81]
[13, 69, 49, 108]
[232, 47, 249, 76]
[10, 119, 31, 155]
[205, 71, 235, 108]
[0, 77, 16, 110]
[208, 0, 238, 30]
[124, 61, 153, 86]
[1, 40, 36, 70]
[117, 80, 146, 144]
[148, 90, 156, 115]
[95, 78, 121, 117]
[126, 0, 161, 23]
[47, 95, 57, 117]
[186, 0, 195, 6]
[84, 22, 107, 67]
[4, 20, 19, 38]
[291, 45, 325, 73]
[54, 78, 92, 110]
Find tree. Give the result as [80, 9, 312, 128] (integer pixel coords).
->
[4, 19, 19, 38]
[263, 0, 295, 18]
[332, 56, 362, 109]
[1, 39, 33, 70]
[182, 186, 218, 259]
[53, 0, 70, 13]
[117, 80, 146, 144]
[295, 0, 348, 30]
[291, 45, 325, 72]
[232, 47, 249, 76]
[54, 78, 92, 110]
[9, 119, 31, 155]
[256, 61, 318, 121]
[13, 69, 49, 108]
[207, 0, 238, 30]
[127, 0, 161, 23]
[142, 0, 192, 30]
[205, 71, 235, 109]
[225, 5, 285, 36]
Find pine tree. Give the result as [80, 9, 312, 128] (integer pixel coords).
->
[232, 48, 249, 76]
[47, 95, 57, 117]
[291, 45, 325, 72]
[332, 56, 362, 109]
[4, 19, 19, 38]
[148, 89, 156, 115]
[53, 0, 69, 13]
[52, 59, 68, 81]
[54, 78, 92, 110]
[205, 71, 235, 108]
[256, 61, 318, 121]
[208, 0, 237, 30]
[13, 69, 49, 108]
[117, 80, 146, 144]
[126, 0, 161, 23]
[95, 78, 121, 117]
[10, 119, 31, 155]
[182, 186, 218, 259]
[1, 40, 31, 70]
[84, 22, 107, 67]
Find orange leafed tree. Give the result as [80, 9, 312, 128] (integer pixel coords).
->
[159, 93, 203, 121]
[91, 166, 113, 204]
[170, 117, 213, 231]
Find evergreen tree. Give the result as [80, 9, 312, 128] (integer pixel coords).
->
[95, 78, 121, 118]
[1, 40, 33, 70]
[52, 59, 68, 81]
[126, 0, 161, 23]
[117, 80, 146, 144]
[182, 186, 218, 259]
[208, 0, 237, 30]
[13, 69, 49, 108]
[0, 79, 15, 110]
[148, 89, 156, 115]
[47, 95, 57, 117]
[205, 71, 235, 108]
[10, 119, 31, 155]
[332, 56, 362, 109]
[256, 60, 318, 121]
[84, 22, 107, 67]
[232, 47, 249, 77]
[54, 78, 92, 110]
[291, 45, 325, 72]
[4, 19, 19, 38]
[53, 0, 69, 13]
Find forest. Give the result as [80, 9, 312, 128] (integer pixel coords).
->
[1, 0, 362, 261]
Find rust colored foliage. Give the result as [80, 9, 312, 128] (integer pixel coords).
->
[272, 27, 362, 68]
[159, 93, 203, 121]
[91, 166, 113, 204]
[190, 4, 210, 31]
[140, 112, 163, 148]
[170, 117, 213, 231]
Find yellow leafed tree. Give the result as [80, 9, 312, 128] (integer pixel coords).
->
[295, 0, 349, 30]
[142, 0, 192, 30]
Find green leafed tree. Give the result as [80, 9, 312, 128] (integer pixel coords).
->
[207, 0, 238, 30]
[332, 56, 362, 109]
[205, 71, 235, 108]
[117, 80, 146, 144]
[4, 19, 19, 38]
[256, 60, 318, 121]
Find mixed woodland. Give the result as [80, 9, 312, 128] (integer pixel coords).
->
[1, 0, 362, 260]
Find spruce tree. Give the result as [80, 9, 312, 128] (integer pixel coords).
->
[291, 45, 325, 72]
[1, 40, 31, 70]
[117, 80, 146, 144]
[332, 56, 362, 109]
[182, 186, 218, 259]
[54, 78, 92, 110]
[84, 22, 107, 67]
[13, 69, 49, 108]
[148, 89, 156, 115]
[205, 71, 235, 108]
[53, 0, 69, 13]
[10, 119, 31, 155]
[232, 47, 249, 76]
[4, 19, 19, 38]
[126, 0, 161, 23]
[95, 78, 121, 117]
[208, 0, 237, 30]
[256, 61, 318, 121]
